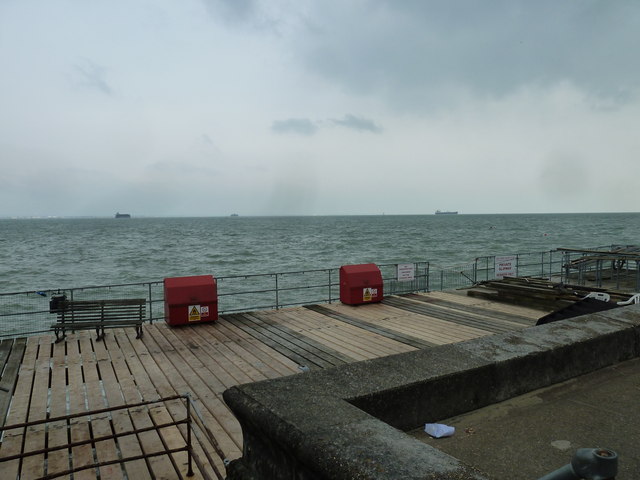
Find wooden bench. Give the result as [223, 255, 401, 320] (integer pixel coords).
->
[51, 298, 146, 342]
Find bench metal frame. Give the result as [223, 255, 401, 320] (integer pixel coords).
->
[51, 298, 146, 342]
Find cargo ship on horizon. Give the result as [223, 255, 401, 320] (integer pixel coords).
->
[435, 210, 458, 215]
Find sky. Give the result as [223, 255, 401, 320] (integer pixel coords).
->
[1, 0, 639, 217]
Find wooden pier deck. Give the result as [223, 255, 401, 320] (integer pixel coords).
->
[0, 291, 548, 479]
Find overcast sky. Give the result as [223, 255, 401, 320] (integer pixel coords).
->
[1, 0, 639, 217]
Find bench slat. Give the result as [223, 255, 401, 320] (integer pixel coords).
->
[52, 299, 146, 342]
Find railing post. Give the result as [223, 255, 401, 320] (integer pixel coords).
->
[473, 261, 477, 284]
[328, 269, 332, 303]
[426, 263, 430, 292]
[275, 274, 279, 309]
[486, 256, 490, 281]
[148, 283, 153, 323]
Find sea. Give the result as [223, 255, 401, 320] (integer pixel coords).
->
[1, 213, 639, 293]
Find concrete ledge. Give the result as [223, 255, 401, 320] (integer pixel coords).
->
[223, 305, 640, 479]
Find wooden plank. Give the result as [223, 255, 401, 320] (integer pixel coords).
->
[136, 325, 242, 460]
[0, 339, 14, 374]
[121, 325, 234, 470]
[242, 312, 348, 367]
[214, 319, 300, 376]
[277, 311, 369, 362]
[103, 331, 180, 479]
[78, 335, 124, 480]
[148, 401, 205, 480]
[251, 310, 356, 365]
[430, 291, 546, 318]
[0, 336, 40, 479]
[382, 297, 517, 334]
[280, 310, 389, 361]
[46, 338, 71, 480]
[95, 332, 152, 479]
[404, 293, 535, 326]
[167, 324, 257, 387]
[305, 304, 436, 349]
[0, 338, 27, 428]
[320, 303, 475, 344]
[285, 309, 416, 359]
[19, 336, 51, 479]
[327, 303, 488, 345]
[119, 327, 225, 479]
[190, 322, 294, 380]
[66, 335, 98, 480]
[223, 313, 329, 370]
[121, 327, 230, 476]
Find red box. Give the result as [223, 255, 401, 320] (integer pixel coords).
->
[339, 264, 383, 305]
[164, 275, 218, 326]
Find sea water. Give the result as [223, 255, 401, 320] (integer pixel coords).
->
[1, 213, 638, 293]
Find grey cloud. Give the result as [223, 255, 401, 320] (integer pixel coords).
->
[201, 0, 281, 31]
[330, 114, 382, 133]
[202, 0, 257, 24]
[71, 58, 113, 95]
[271, 118, 318, 136]
[146, 161, 219, 176]
[294, 1, 640, 108]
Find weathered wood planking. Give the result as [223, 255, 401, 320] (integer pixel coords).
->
[66, 337, 98, 480]
[143, 324, 243, 459]
[111, 330, 184, 479]
[98, 332, 153, 479]
[404, 293, 535, 326]
[0, 336, 40, 478]
[1, 290, 552, 479]
[20, 337, 50, 479]
[324, 302, 488, 345]
[0, 338, 27, 428]
[78, 335, 123, 480]
[305, 304, 435, 349]
[121, 327, 225, 478]
[279, 308, 416, 360]
[48, 338, 71, 480]
[383, 296, 520, 334]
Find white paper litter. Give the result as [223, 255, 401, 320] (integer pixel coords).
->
[424, 423, 455, 438]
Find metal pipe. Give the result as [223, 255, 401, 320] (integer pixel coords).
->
[538, 448, 617, 480]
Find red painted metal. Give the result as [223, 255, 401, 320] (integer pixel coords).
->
[339, 264, 383, 305]
[164, 275, 218, 325]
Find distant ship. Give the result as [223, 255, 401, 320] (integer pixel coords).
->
[435, 210, 458, 215]
[230, 213, 239, 217]
[115, 212, 131, 218]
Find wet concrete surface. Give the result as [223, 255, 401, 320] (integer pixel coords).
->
[413, 357, 640, 479]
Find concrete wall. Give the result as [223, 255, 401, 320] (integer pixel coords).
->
[223, 305, 640, 479]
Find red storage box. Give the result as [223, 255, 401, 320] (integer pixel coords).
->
[339, 264, 383, 305]
[164, 275, 218, 326]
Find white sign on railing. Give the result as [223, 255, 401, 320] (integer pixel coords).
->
[397, 263, 415, 281]
[495, 255, 517, 279]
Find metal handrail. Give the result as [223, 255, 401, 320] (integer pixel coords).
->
[1, 246, 637, 338]
[0, 394, 196, 480]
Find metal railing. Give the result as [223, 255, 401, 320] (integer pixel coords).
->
[0, 394, 205, 480]
[1, 246, 637, 339]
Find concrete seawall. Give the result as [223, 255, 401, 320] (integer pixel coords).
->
[223, 305, 640, 479]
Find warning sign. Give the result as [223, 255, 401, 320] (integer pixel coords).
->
[363, 288, 378, 302]
[397, 263, 415, 281]
[188, 305, 201, 322]
[495, 255, 517, 279]
[201, 306, 209, 318]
